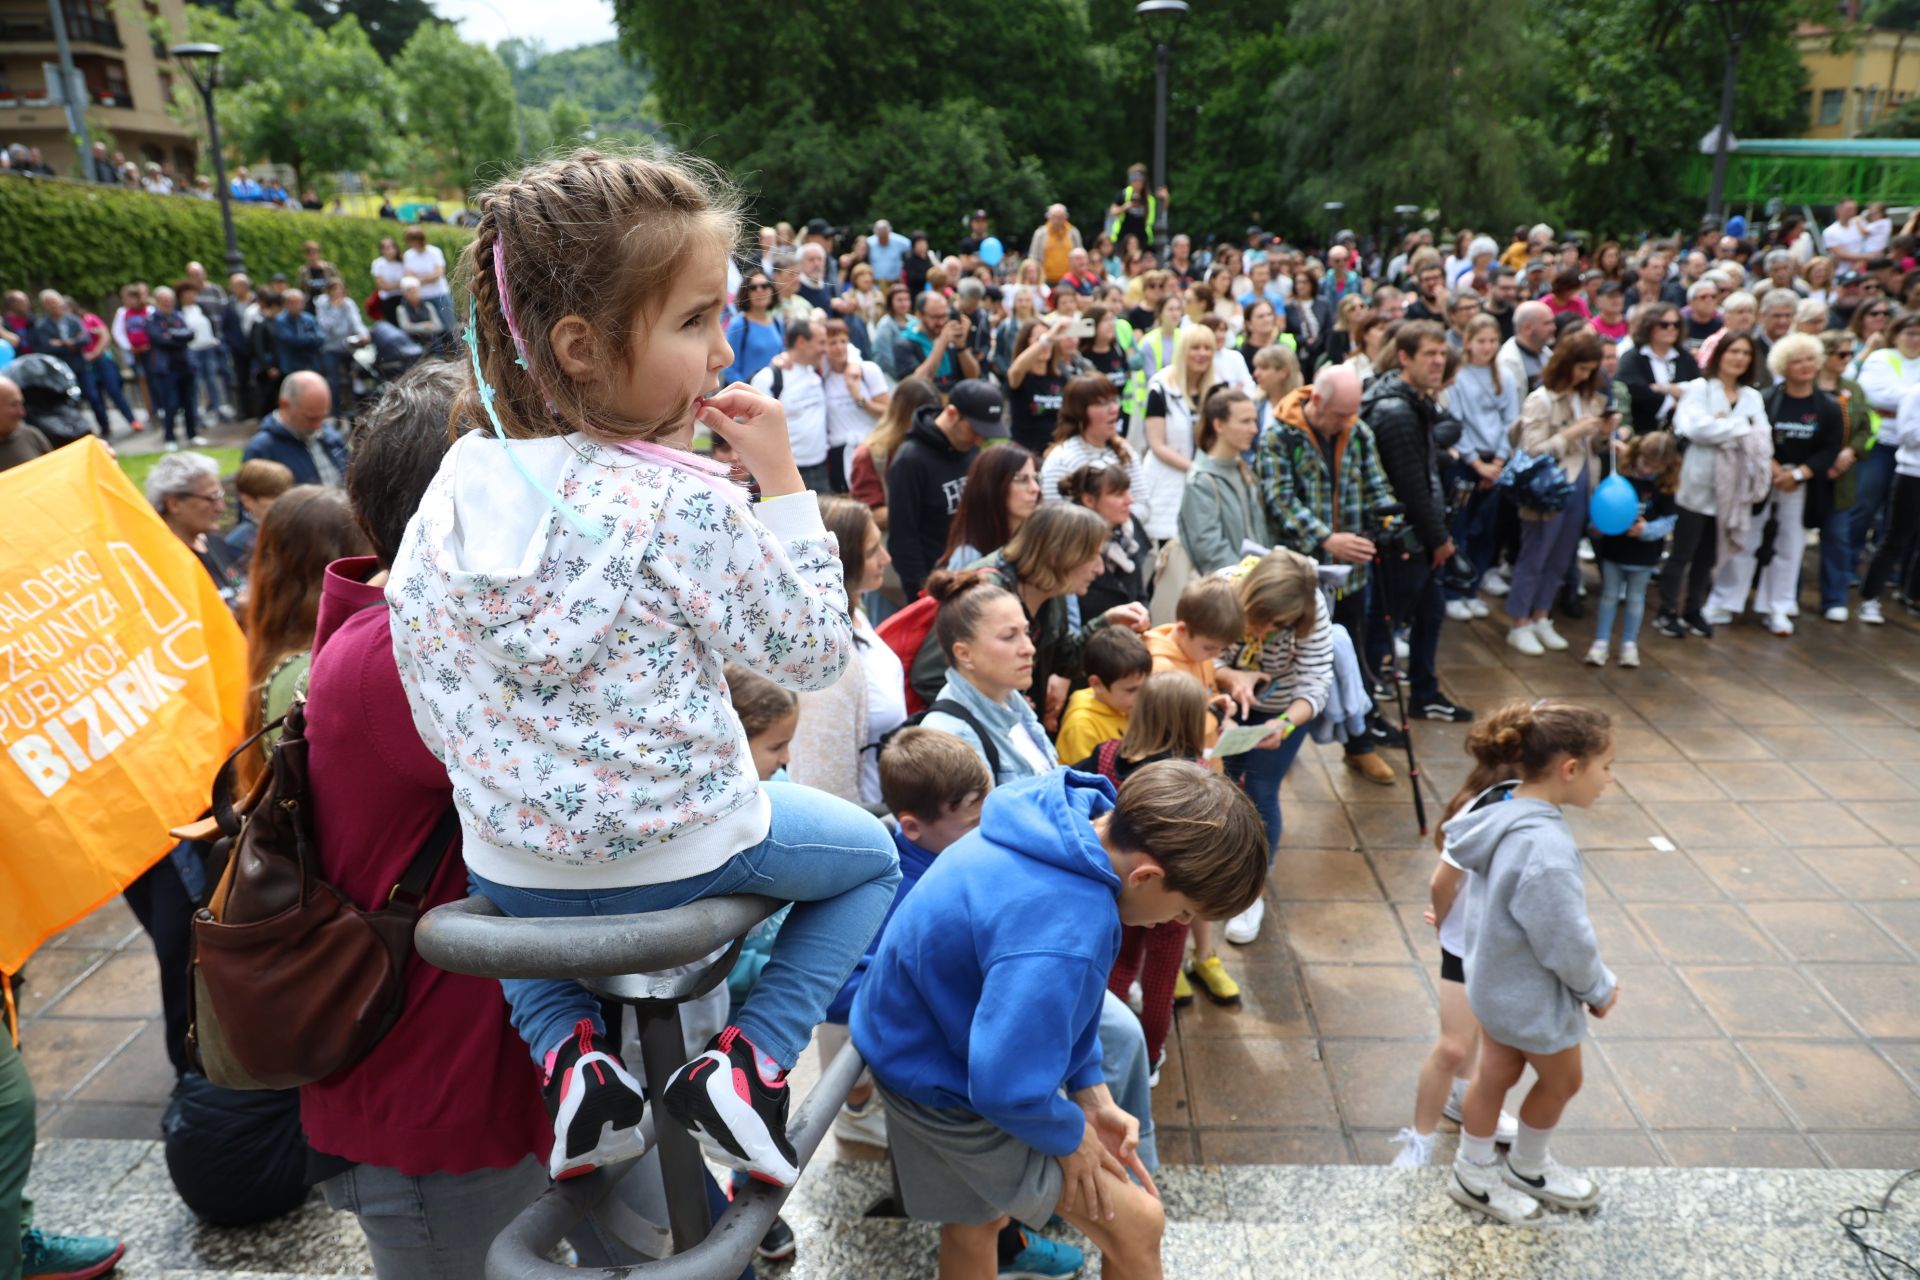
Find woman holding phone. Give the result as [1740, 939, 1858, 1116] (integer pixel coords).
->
[1005, 314, 1095, 454]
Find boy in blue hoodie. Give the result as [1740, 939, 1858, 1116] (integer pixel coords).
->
[852, 761, 1267, 1279]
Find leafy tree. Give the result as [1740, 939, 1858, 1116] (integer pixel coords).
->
[186, 0, 396, 192]
[393, 23, 519, 193]
[1865, 96, 1920, 137]
[190, 0, 440, 62]
[531, 95, 594, 153]
[500, 39, 657, 131]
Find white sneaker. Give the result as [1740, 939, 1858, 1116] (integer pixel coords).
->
[1450, 1155, 1543, 1224]
[1578, 539, 1596, 562]
[1394, 632, 1410, 661]
[1148, 1049, 1166, 1089]
[1442, 1086, 1520, 1143]
[1223, 897, 1266, 945]
[1482, 569, 1510, 597]
[1127, 980, 1144, 1016]
[1618, 643, 1640, 668]
[1860, 599, 1885, 625]
[1824, 606, 1849, 623]
[1583, 641, 1607, 667]
[1533, 619, 1569, 651]
[1503, 1155, 1602, 1211]
[1506, 623, 1545, 657]
[1764, 612, 1794, 637]
[1702, 607, 1734, 626]
[1467, 598, 1490, 618]
[189, 434, 210, 446]
[832, 1095, 889, 1148]
[1445, 599, 1475, 622]
[1389, 1127, 1437, 1168]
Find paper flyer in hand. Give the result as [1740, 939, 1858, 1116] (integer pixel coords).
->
[1206, 720, 1284, 759]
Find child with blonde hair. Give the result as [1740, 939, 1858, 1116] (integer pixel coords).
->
[390, 149, 900, 1185]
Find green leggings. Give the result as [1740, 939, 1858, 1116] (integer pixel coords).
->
[0, 1033, 34, 1280]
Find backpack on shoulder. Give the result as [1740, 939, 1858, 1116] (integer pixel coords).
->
[875, 594, 941, 716]
[876, 697, 1001, 778]
[185, 700, 459, 1090]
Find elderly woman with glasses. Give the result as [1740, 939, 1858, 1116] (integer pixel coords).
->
[146, 451, 243, 606]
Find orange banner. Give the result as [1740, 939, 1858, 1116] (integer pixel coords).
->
[0, 440, 247, 974]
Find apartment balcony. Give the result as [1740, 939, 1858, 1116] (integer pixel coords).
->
[0, 13, 122, 50]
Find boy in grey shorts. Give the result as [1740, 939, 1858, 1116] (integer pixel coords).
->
[851, 763, 1267, 1278]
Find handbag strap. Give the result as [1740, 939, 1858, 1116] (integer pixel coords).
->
[210, 713, 290, 838]
[384, 805, 462, 918]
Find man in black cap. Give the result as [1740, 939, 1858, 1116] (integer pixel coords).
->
[885, 379, 1002, 601]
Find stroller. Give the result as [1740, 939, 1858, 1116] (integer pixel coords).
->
[10, 353, 95, 448]
[353, 321, 425, 397]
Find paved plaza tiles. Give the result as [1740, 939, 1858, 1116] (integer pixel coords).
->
[15, 592, 1920, 1276]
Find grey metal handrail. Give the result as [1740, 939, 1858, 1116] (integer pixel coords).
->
[413, 893, 783, 979]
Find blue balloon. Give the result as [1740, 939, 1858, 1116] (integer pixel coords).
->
[978, 236, 1005, 267]
[1589, 473, 1640, 537]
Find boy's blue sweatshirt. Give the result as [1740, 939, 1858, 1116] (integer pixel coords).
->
[851, 769, 1121, 1157]
[826, 827, 937, 1023]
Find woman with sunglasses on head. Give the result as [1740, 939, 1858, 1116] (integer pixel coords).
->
[1617, 304, 1700, 437]
[722, 272, 784, 386]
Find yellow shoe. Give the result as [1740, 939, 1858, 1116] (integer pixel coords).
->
[1188, 953, 1242, 1006]
[1173, 968, 1195, 1008]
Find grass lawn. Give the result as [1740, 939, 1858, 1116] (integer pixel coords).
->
[117, 447, 244, 493]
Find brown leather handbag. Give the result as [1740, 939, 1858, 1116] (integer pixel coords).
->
[187, 700, 459, 1090]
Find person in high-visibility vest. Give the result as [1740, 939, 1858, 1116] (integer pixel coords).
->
[1108, 163, 1168, 256]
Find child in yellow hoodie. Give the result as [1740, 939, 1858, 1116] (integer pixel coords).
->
[1054, 627, 1151, 763]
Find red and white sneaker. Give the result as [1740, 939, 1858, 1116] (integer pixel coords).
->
[663, 1026, 799, 1186]
[542, 1018, 650, 1180]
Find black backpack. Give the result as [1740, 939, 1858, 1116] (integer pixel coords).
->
[877, 698, 1001, 778]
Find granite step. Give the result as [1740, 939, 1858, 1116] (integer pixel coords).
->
[26, 1139, 1915, 1278]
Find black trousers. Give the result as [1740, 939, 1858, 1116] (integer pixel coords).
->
[123, 852, 197, 1079]
[1863, 472, 1920, 603]
[1658, 508, 1717, 617]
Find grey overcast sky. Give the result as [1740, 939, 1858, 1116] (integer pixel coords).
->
[436, 0, 618, 52]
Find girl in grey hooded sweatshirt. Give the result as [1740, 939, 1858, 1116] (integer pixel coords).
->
[1438, 700, 1618, 1226]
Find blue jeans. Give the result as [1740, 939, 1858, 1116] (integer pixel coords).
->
[152, 363, 199, 441]
[1821, 506, 1853, 611]
[1593, 560, 1655, 647]
[191, 347, 225, 416]
[1850, 443, 1897, 576]
[1445, 463, 1502, 600]
[84, 356, 135, 433]
[470, 782, 900, 1071]
[1222, 707, 1315, 860]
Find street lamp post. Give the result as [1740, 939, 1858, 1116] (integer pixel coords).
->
[169, 42, 245, 277]
[1136, 0, 1188, 255]
[1705, 0, 1756, 223]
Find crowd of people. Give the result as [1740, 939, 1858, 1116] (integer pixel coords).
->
[2, 147, 1918, 1280]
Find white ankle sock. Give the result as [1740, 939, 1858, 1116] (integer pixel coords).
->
[1509, 1120, 1553, 1175]
[1458, 1130, 1497, 1166]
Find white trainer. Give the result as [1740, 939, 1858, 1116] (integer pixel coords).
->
[1824, 606, 1849, 623]
[1389, 1127, 1437, 1168]
[1702, 607, 1734, 626]
[1467, 598, 1491, 618]
[1481, 568, 1510, 597]
[1583, 641, 1607, 667]
[1506, 623, 1545, 657]
[1764, 612, 1794, 637]
[1503, 1155, 1602, 1211]
[1442, 1087, 1519, 1143]
[1617, 642, 1641, 668]
[1223, 896, 1266, 945]
[1449, 1156, 1543, 1225]
[1860, 599, 1885, 625]
[1445, 599, 1475, 622]
[1533, 619, 1570, 651]
[832, 1095, 889, 1149]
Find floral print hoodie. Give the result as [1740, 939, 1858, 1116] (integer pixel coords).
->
[389, 433, 850, 890]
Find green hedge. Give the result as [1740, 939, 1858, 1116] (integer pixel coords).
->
[0, 177, 471, 310]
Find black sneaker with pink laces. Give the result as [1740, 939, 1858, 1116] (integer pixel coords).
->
[663, 1025, 799, 1186]
[542, 1017, 650, 1180]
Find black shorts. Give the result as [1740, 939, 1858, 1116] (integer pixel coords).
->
[1440, 946, 1465, 985]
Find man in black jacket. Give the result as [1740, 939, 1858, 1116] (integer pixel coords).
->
[1360, 321, 1473, 722]
[885, 379, 1002, 600]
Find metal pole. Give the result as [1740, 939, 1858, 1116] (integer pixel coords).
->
[196, 75, 245, 275]
[45, 0, 91, 160]
[1152, 39, 1169, 254]
[1706, 17, 1744, 220]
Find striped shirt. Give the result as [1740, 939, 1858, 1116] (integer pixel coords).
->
[1223, 583, 1335, 719]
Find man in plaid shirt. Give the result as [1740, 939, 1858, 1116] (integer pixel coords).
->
[1254, 364, 1402, 782]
